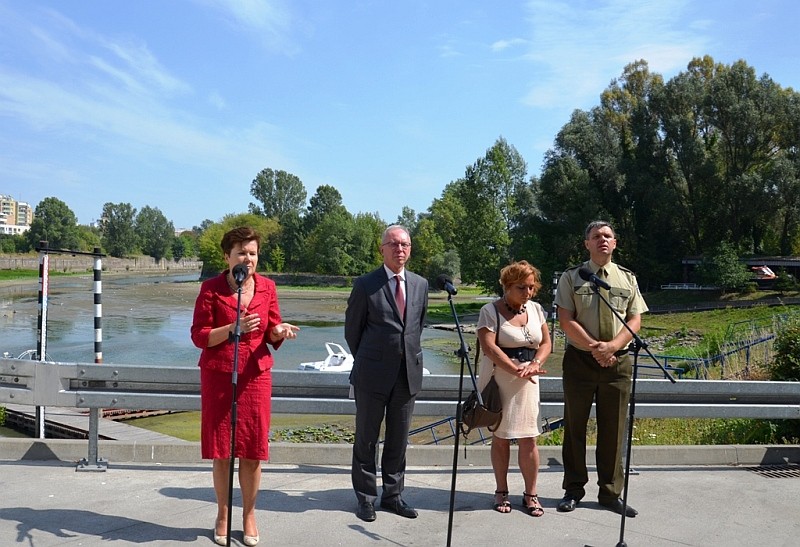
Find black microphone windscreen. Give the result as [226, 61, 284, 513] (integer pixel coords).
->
[578, 267, 593, 282]
[232, 263, 248, 285]
[435, 274, 452, 291]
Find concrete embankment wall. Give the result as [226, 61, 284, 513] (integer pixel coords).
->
[0, 254, 202, 273]
[2, 438, 799, 466]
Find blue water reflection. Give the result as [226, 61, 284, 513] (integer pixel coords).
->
[0, 274, 462, 373]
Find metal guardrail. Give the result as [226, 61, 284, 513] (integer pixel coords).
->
[2, 357, 800, 468]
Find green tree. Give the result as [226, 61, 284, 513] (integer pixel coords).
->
[303, 209, 356, 275]
[656, 56, 721, 255]
[0, 234, 28, 253]
[193, 219, 214, 234]
[348, 212, 385, 274]
[408, 216, 446, 282]
[277, 210, 306, 272]
[197, 213, 279, 277]
[248, 168, 307, 219]
[537, 111, 613, 270]
[305, 185, 347, 234]
[26, 197, 81, 251]
[767, 154, 800, 255]
[427, 182, 466, 252]
[536, 56, 800, 288]
[773, 270, 797, 294]
[172, 231, 198, 260]
[100, 202, 138, 258]
[75, 225, 101, 253]
[696, 242, 751, 292]
[395, 206, 418, 235]
[269, 246, 286, 272]
[135, 206, 175, 262]
[455, 137, 528, 294]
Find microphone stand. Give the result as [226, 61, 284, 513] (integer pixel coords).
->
[587, 282, 676, 547]
[225, 277, 245, 547]
[444, 290, 477, 547]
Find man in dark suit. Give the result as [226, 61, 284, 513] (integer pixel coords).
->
[345, 225, 429, 522]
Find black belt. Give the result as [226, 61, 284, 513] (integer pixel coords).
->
[499, 346, 536, 361]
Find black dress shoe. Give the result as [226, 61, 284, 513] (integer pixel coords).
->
[599, 498, 638, 517]
[557, 495, 580, 512]
[356, 501, 376, 522]
[380, 497, 418, 519]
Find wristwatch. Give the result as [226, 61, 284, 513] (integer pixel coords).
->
[532, 358, 542, 365]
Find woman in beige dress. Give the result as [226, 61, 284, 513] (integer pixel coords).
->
[476, 260, 552, 516]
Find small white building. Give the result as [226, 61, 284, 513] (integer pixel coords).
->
[0, 224, 30, 236]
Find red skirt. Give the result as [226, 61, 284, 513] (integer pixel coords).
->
[200, 366, 272, 461]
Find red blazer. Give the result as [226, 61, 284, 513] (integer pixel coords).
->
[191, 271, 283, 373]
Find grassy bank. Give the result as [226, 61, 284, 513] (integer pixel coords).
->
[124, 412, 800, 446]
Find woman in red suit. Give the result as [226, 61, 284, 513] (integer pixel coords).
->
[191, 226, 299, 546]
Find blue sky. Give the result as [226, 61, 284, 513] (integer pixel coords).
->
[1, 0, 798, 230]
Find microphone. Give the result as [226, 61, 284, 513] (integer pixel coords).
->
[578, 267, 611, 290]
[232, 263, 248, 286]
[435, 274, 458, 296]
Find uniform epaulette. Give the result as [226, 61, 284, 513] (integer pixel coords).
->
[617, 264, 634, 274]
[563, 264, 583, 272]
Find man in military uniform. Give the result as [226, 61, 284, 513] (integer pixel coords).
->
[553, 220, 648, 517]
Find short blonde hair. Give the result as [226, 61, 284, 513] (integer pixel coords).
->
[499, 260, 542, 296]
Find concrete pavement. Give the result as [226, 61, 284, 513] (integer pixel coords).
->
[1, 441, 799, 546]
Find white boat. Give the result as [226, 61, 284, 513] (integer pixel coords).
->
[298, 342, 354, 372]
[297, 342, 431, 374]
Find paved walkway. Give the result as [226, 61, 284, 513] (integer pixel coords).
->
[1, 453, 799, 546]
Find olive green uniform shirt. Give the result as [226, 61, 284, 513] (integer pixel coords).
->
[554, 260, 648, 348]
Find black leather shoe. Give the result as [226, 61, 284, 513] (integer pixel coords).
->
[599, 498, 638, 517]
[380, 497, 418, 519]
[557, 495, 580, 512]
[356, 501, 376, 522]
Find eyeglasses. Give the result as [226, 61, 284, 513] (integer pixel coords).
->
[382, 242, 411, 250]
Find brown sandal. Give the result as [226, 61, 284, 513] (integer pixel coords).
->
[522, 493, 544, 517]
[493, 490, 511, 513]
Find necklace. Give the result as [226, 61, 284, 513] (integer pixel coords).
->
[227, 274, 253, 294]
[503, 297, 526, 315]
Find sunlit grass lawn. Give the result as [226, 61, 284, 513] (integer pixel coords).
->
[126, 410, 799, 446]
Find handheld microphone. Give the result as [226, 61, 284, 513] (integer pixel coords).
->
[232, 263, 248, 286]
[435, 274, 458, 296]
[578, 267, 611, 290]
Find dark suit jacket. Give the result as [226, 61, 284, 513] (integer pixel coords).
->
[345, 266, 428, 396]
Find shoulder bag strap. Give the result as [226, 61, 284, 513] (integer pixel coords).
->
[470, 300, 501, 388]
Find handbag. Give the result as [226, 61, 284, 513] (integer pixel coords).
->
[460, 303, 503, 437]
[460, 369, 502, 436]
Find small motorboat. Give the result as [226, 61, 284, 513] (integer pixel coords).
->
[298, 342, 354, 372]
[297, 342, 431, 374]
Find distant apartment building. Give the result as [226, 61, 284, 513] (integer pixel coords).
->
[0, 194, 33, 235]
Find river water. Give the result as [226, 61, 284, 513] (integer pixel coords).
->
[0, 273, 463, 373]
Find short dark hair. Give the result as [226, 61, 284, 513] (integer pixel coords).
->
[584, 220, 615, 240]
[220, 226, 261, 255]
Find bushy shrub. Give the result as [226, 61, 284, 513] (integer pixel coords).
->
[773, 271, 797, 294]
[770, 321, 800, 381]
